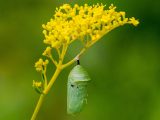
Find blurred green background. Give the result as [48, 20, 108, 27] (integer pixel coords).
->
[0, 0, 160, 120]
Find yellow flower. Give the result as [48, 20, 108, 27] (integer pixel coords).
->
[42, 3, 139, 49]
[35, 58, 43, 71]
[43, 60, 49, 66]
[33, 80, 42, 87]
[43, 47, 52, 57]
[129, 17, 139, 26]
[35, 58, 49, 72]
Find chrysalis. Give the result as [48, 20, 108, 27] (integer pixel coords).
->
[67, 60, 91, 115]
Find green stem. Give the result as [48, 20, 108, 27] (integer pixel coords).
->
[43, 67, 61, 94]
[31, 67, 61, 120]
[62, 47, 86, 69]
[31, 94, 45, 120]
[31, 44, 86, 119]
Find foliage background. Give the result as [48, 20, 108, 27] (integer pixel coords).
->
[0, 0, 160, 120]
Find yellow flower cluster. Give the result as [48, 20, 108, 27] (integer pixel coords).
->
[42, 3, 139, 49]
[35, 58, 49, 72]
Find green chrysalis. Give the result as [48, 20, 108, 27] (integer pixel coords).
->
[67, 60, 91, 115]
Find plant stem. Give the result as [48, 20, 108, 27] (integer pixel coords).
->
[43, 67, 61, 94]
[31, 94, 45, 120]
[31, 45, 67, 119]
[31, 45, 86, 119]
[62, 48, 86, 69]
[31, 67, 61, 120]
[50, 56, 58, 66]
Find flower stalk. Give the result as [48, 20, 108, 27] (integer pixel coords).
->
[31, 3, 139, 120]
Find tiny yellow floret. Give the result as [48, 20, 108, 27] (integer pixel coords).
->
[43, 60, 49, 66]
[43, 47, 52, 57]
[129, 17, 139, 26]
[35, 58, 49, 72]
[33, 80, 42, 87]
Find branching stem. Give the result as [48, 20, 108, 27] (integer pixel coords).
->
[62, 48, 86, 69]
[49, 56, 58, 67]
[31, 42, 94, 120]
